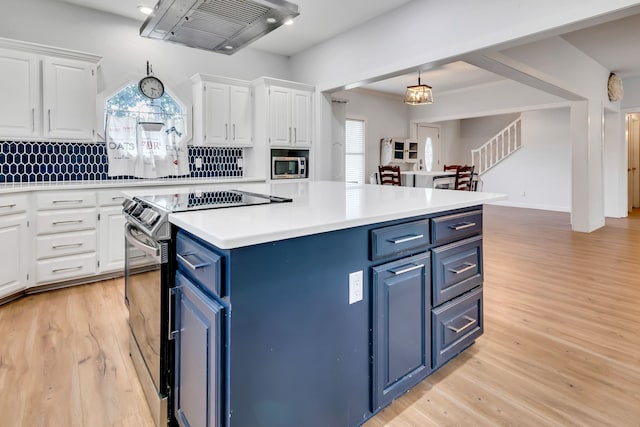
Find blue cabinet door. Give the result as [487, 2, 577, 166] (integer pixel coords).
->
[371, 252, 431, 410]
[174, 271, 224, 427]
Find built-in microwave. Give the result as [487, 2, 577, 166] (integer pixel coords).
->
[272, 156, 307, 179]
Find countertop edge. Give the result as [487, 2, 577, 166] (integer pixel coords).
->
[169, 193, 505, 249]
[0, 177, 266, 194]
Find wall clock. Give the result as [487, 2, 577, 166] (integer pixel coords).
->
[139, 61, 165, 99]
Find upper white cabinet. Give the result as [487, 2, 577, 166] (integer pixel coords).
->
[268, 85, 312, 147]
[0, 48, 40, 139]
[192, 74, 253, 146]
[43, 57, 97, 140]
[0, 38, 101, 142]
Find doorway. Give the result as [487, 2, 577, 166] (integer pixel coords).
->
[415, 124, 440, 171]
[628, 113, 640, 211]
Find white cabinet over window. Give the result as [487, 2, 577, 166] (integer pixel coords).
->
[192, 74, 253, 146]
[0, 38, 101, 142]
[0, 193, 30, 300]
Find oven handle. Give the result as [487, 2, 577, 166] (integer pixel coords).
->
[125, 223, 160, 258]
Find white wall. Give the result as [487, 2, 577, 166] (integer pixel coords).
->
[483, 108, 572, 211]
[332, 89, 411, 180]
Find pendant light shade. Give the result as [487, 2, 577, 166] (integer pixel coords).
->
[404, 72, 433, 105]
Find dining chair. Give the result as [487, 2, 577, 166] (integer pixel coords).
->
[443, 164, 461, 172]
[378, 165, 402, 186]
[453, 165, 475, 191]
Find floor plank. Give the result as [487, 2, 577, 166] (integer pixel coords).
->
[0, 205, 639, 426]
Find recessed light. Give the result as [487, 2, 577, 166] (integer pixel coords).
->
[224, 45, 234, 50]
[266, 17, 277, 24]
[138, 5, 153, 15]
[284, 19, 294, 25]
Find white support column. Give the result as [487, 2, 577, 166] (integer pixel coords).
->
[570, 100, 606, 232]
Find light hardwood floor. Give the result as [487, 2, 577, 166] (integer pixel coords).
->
[1, 205, 639, 427]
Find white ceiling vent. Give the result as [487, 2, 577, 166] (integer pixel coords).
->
[140, 0, 299, 54]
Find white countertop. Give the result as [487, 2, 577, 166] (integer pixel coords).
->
[168, 181, 506, 249]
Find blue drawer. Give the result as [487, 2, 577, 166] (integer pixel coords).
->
[432, 235, 483, 306]
[371, 219, 429, 261]
[431, 210, 482, 246]
[176, 231, 223, 297]
[432, 287, 483, 369]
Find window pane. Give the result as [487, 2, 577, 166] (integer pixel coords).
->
[345, 119, 365, 184]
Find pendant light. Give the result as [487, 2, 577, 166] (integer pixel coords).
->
[404, 71, 433, 105]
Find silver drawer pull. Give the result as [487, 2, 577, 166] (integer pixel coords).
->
[130, 254, 147, 260]
[446, 316, 477, 334]
[52, 266, 83, 273]
[387, 234, 424, 244]
[52, 199, 84, 204]
[449, 221, 476, 230]
[177, 253, 210, 270]
[390, 263, 423, 276]
[448, 262, 477, 275]
[52, 243, 83, 249]
[53, 220, 84, 225]
[0, 204, 17, 209]
[111, 196, 125, 201]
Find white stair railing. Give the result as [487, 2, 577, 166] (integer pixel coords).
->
[471, 116, 522, 175]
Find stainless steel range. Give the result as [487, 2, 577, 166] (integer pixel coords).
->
[122, 188, 292, 426]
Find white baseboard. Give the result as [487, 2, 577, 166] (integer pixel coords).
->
[487, 200, 571, 213]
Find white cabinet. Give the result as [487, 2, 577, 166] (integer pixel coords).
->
[0, 38, 100, 141]
[34, 191, 97, 284]
[97, 190, 127, 273]
[43, 57, 97, 140]
[0, 48, 40, 139]
[0, 194, 30, 299]
[269, 86, 312, 147]
[192, 75, 253, 146]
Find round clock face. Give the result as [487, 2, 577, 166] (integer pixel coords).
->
[139, 76, 165, 99]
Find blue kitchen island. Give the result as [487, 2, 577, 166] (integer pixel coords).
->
[168, 181, 504, 427]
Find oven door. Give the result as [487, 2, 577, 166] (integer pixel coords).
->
[124, 223, 170, 395]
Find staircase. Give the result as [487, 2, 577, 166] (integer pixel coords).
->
[471, 116, 522, 175]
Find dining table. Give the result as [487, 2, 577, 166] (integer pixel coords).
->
[400, 170, 455, 188]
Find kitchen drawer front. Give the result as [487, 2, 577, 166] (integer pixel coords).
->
[371, 219, 429, 261]
[0, 193, 28, 216]
[431, 210, 482, 246]
[97, 190, 126, 206]
[36, 252, 97, 284]
[432, 235, 483, 306]
[36, 191, 97, 210]
[176, 231, 223, 298]
[36, 230, 97, 260]
[432, 287, 483, 369]
[36, 208, 97, 234]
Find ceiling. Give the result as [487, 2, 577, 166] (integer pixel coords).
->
[59, 0, 640, 97]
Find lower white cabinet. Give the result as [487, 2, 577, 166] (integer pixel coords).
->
[98, 205, 126, 273]
[35, 191, 97, 285]
[36, 253, 97, 283]
[0, 213, 29, 299]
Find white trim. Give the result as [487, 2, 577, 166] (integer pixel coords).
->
[0, 37, 101, 63]
[488, 200, 571, 212]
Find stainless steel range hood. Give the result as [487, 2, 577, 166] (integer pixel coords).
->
[140, 0, 299, 54]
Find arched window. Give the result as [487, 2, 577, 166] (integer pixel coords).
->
[106, 82, 183, 119]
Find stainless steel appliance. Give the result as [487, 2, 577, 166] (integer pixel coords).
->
[271, 156, 307, 179]
[123, 189, 292, 426]
[140, 0, 300, 55]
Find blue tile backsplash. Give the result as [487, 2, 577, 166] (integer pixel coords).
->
[0, 140, 243, 183]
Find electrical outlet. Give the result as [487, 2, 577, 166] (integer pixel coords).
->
[195, 158, 203, 169]
[349, 270, 363, 304]
[521, 191, 526, 197]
